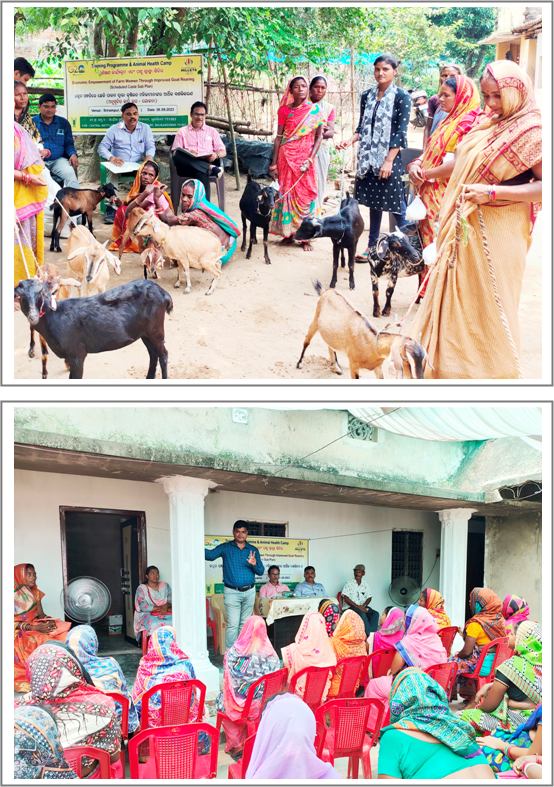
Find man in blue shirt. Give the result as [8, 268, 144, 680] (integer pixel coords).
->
[33, 94, 79, 188]
[293, 566, 327, 598]
[205, 521, 264, 648]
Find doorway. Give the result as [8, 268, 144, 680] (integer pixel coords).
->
[465, 516, 486, 621]
[60, 506, 147, 647]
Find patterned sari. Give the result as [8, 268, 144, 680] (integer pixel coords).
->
[176, 179, 240, 264]
[134, 581, 172, 639]
[313, 92, 336, 212]
[14, 706, 77, 779]
[421, 588, 452, 629]
[14, 123, 48, 285]
[318, 599, 340, 635]
[328, 610, 367, 697]
[502, 594, 530, 634]
[480, 704, 541, 773]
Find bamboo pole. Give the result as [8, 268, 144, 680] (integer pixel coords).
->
[205, 41, 212, 112]
[215, 45, 241, 191]
[350, 47, 356, 170]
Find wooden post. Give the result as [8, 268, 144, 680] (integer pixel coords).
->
[205, 41, 212, 112]
[350, 47, 356, 170]
[216, 45, 241, 191]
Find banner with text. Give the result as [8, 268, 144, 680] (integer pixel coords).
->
[205, 536, 309, 595]
[64, 54, 203, 134]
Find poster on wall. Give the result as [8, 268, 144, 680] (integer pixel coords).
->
[64, 54, 203, 134]
[205, 536, 309, 595]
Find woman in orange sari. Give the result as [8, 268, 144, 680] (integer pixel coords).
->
[269, 76, 324, 251]
[419, 587, 451, 629]
[328, 610, 367, 697]
[14, 564, 71, 692]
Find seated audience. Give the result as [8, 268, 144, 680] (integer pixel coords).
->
[378, 668, 495, 780]
[14, 56, 35, 86]
[14, 706, 77, 779]
[461, 621, 542, 736]
[502, 594, 530, 634]
[294, 566, 327, 597]
[14, 563, 71, 692]
[259, 565, 290, 598]
[341, 564, 379, 635]
[327, 610, 367, 698]
[215, 616, 280, 757]
[477, 703, 542, 774]
[15, 644, 122, 778]
[318, 599, 340, 635]
[245, 693, 341, 779]
[450, 587, 506, 702]
[282, 611, 336, 702]
[134, 565, 173, 644]
[419, 587, 451, 628]
[171, 101, 226, 203]
[33, 94, 79, 188]
[366, 606, 405, 654]
[65, 624, 139, 732]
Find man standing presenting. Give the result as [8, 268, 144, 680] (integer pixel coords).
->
[341, 564, 379, 636]
[259, 566, 290, 598]
[293, 566, 327, 598]
[33, 94, 79, 188]
[204, 521, 264, 649]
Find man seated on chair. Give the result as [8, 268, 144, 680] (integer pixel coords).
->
[293, 566, 327, 598]
[341, 564, 379, 636]
[171, 101, 226, 203]
[259, 565, 290, 598]
[33, 93, 79, 189]
[98, 102, 155, 224]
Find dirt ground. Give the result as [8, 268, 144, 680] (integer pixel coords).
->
[14, 130, 543, 381]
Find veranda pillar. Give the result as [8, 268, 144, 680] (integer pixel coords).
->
[437, 508, 477, 647]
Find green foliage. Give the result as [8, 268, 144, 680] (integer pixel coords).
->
[430, 7, 497, 78]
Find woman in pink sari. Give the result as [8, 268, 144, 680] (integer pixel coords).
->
[282, 611, 336, 702]
[502, 594, 530, 635]
[269, 76, 324, 250]
[367, 606, 405, 653]
[133, 565, 172, 643]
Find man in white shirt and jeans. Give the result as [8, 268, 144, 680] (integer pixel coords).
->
[341, 564, 379, 636]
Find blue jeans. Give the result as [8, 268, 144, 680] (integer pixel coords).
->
[44, 157, 79, 189]
[224, 586, 256, 649]
[368, 194, 408, 246]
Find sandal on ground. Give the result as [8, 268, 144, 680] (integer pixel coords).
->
[355, 249, 371, 263]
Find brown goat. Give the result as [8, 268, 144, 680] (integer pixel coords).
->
[50, 183, 117, 252]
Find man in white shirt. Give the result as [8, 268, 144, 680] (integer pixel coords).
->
[341, 564, 379, 636]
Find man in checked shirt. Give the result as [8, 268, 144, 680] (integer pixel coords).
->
[205, 521, 264, 649]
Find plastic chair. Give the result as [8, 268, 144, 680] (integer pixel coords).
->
[206, 598, 218, 654]
[425, 662, 459, 698]
[64, 745, 112, 778]
[216, 667, 288, 742]
[365, 648, 396, 680]
[336, 591, 343, 612]
[141, 632, 151, 656]
[289, 665, 335, 712]
[210, 594, 227, 656]
[141, 679, 206, 730]
[463, 637, 512, 692]
[227, 733, 256, 779]
[105, 691, 129, 770]
[315, 697, 385, 779]
[128, 722, 218, 779]
[437, 626, 458, 658]
[333, 656, 369, 699]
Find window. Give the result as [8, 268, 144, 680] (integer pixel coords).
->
[391, 531, 423, 584]
[244, 521, 287, 537]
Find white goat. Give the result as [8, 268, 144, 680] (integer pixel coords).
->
[66, 225, 121, 296]
[132, 207, 223, 295]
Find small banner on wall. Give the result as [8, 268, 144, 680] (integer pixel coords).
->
[205, 535, 309, 595]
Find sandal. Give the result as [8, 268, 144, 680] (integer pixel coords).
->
[355, 249, 371, 263]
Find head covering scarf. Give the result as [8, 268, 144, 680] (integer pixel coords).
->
[357, 80, 398, 178]
[282, 612, 336, 700]
[421, 588, 451, 629]
[15, 89, 42, 145]
[14, 563, 43, 616]
[465, 588, 507, 640]
[502, 594, 530, 633]
[373, 607, 405, 651]
[278, 76, 324, 145]
[318, 599, 340, 635]
[245, 693, 341, 780]
[497, 621, 541, 704]
[384, 667, 480, 757]
[181, 178, 240, 238]
[395, 604, 447, 670]
[330, 610, 367, 661]
[279, 75, 309, 109]
[422, 75, 481, 170]
[14, 707, 77, 780]
[125, 160, 174, 211]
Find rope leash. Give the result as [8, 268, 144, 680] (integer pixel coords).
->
[14, 213, 32, 279]
[275, 170, 307, 203]
[338, 149, 347, 205]
[383, 262, 433, 335]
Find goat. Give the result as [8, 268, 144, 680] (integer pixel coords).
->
[14, 278, 173, 379]
[368, 226, 425, 317]
[50, 183, 117, 252]
[132, 207, 223, 295]
[141, 246, 165, 279]
[239, 171, 278, 264]
[116, 205, 164, 279]
[296, 279, 428, 379]
[66, 225, 121, 296]
[294, 193, 364, 290]
[27, 263, 81, 379]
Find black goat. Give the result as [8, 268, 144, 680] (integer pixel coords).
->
[294, 194, 364, 291]
[50, 183, 117, 252]
[14, 278, 173, 379]
[368, 227, 425, 317]
[239, 171, 278, 264]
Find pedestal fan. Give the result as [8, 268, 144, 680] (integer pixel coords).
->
[61, 576, 111, 624]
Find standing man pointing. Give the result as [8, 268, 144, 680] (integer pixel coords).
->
[205, 521, 264, 649]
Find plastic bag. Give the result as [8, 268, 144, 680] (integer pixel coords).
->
[422, 240, 438, 266]
[443, 152, 455, 164]
[405, 195, 427, 221]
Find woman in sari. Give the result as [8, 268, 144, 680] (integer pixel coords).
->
[327, 610, 367, 697]
[65, 625, 139, 732]
[134, 565, 172, 642]
[16, 645, 122, 779]
[378, 668, 494, 779]
[309, 76, 335, 213]
[269, 76, 324, 250]
[461, 621, 541, 736]
[14, 706, 77, 780]
[282, 611, 336, 702]
[422, 64, 463, 150]
[477, 704, 542, 775]
[14, 123, 48, 285]
[14, 564, 71, 693]
[419, 587, 452, 629]
[366, 606, 405, 653]
[450, 587, 506, 702]
[215, 615, 280, 756]
[318, 598, 340, 635]
[14, 81, 47, 152]
[503, 594, 530, 634]
[410, 61, 542, 379]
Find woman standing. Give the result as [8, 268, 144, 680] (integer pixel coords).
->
[14, 122, 47, 285]
[422, 64, 463, 150]
[269, 76, 324, 250]
[410, 61, 542, 379]
[14, 81, 48, 154]
[337, 54, 411, 257]
[309, 76, 335, 213]
[134, 565, 172, 643]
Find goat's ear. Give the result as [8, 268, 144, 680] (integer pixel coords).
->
[67, 245, 90, 260]
[377, 236, 390, 260]
[257, 194, 263, 201]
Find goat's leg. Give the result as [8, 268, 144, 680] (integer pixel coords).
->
[87, 211, 94, 236]
[54, 211, 67, 253]
[328, 346, 343, 375]
[296, 315, 320, 369]
[181, 261, 191, 294]
[173, 260, 181, 288]
[371, 272, 381, 317]
[205, 276, 218, 296]
[39, 336, 49, 380]
[340, 248, 346, 268]
[67, 357, 85, 379]
[349, 361, 361, 379]
[241, 215, 248, 252]
[141, 336, 159, 378]
[347, 245, 355, 290]
[373, 363, 384, 380]
[50, 210, 58, 252]
[28, 327, 36, 358]
[146, 331, 169, 379]
[382, 274, 398, 317]
[263, 224, 271, 264]
[329, 244, 340, 289]
[246, 225, 257, 259]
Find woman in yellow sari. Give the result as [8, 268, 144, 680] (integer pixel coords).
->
[14, 122, 47, 285]
[411, 61, 542, 379]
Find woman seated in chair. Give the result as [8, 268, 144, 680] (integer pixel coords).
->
[366, 606, 405, 654]
[134, 565, 172, 644]
[282, 611, 336, 703]
[378, 668, 495, 780]
[476, 703, 541, 775]
[327, 609, 367, 698]
[318, 598, 340, 635]
[502, 594, 530, 635]
[15, 706, 78, 779]
[419, 588, 451, 629]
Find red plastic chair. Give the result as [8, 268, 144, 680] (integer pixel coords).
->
[216, 667, 288, 742]
[333, 656, 369, 699]
[365, 647, 396, 681]
[142, 632, 151, 656]
[64, 746, 112, 778]
[128, 722, 218, 779]
[463, 637, 512, 692]
[437, 626, 458, 658]
[425, 662, 459, 698]
[105, 691, 129, 770]
[206, 598, 218, 653]
[228, 733, 256, 779]
[315, 698, 385, 779]
[336, 591, 343, 612]
[141, 679, 206, 730]
[289, 665, 335, 712]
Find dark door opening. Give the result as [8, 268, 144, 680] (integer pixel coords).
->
[60, 507, 147, 648]
[465, 516, 486, 621]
